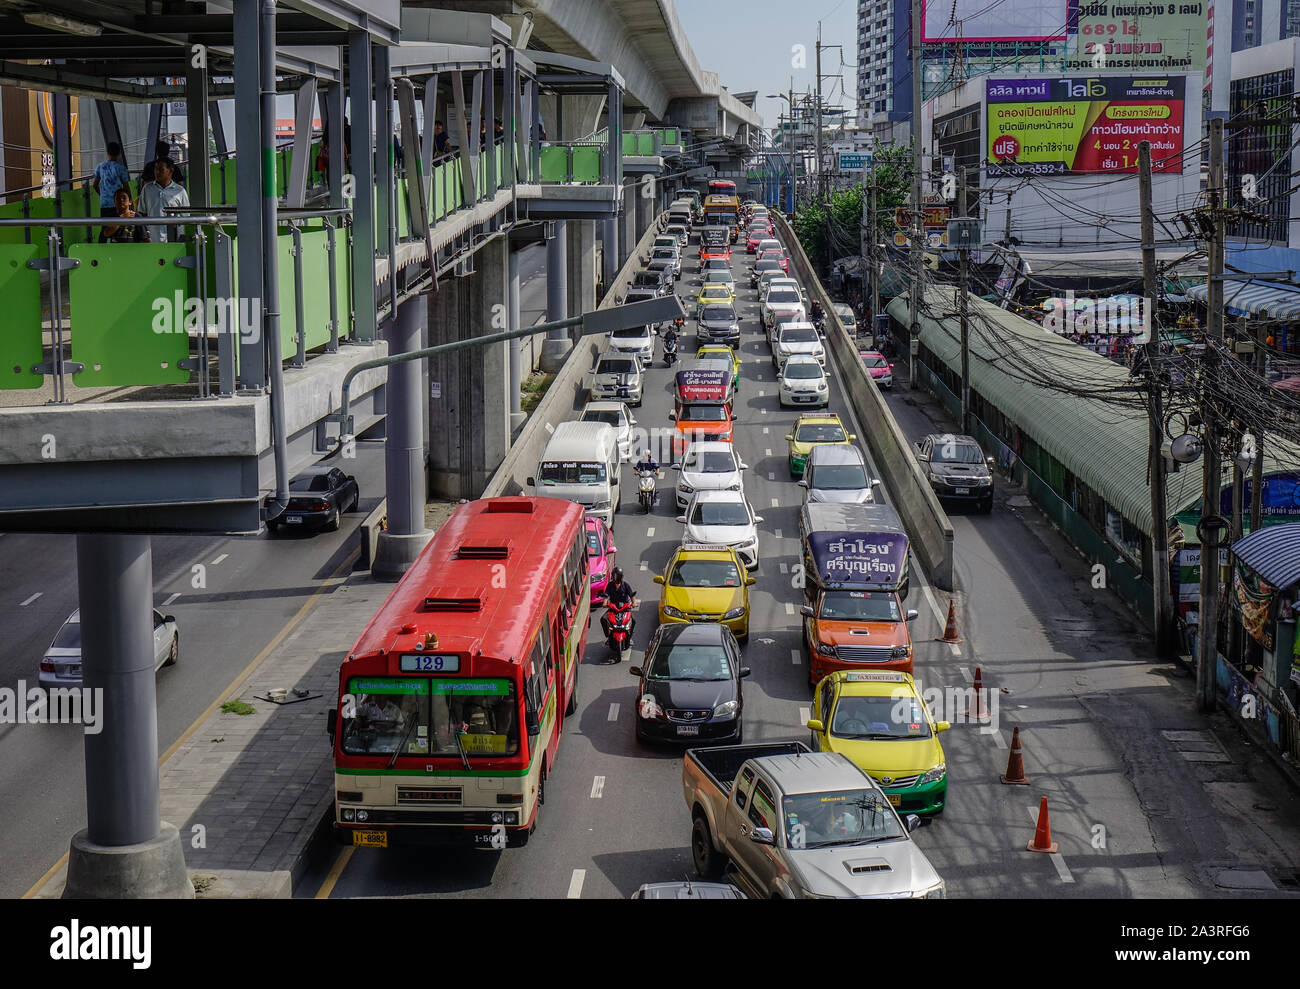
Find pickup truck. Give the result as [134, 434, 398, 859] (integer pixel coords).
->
[682, 741, 945, 898]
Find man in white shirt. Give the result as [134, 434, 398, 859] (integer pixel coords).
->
[138, 158, 190, 242]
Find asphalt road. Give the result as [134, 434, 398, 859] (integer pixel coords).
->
[312, 235, 1300, 900]
[0, 244, 550, 899]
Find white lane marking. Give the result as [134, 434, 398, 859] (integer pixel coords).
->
[608, 703, 620, 722]
[163, 592, 182, 606]
[765, 448, 772, 456]
[959, 665, 971, 681]
[774, 529, 782, 539]
[591, 776, 605, 799]
[567, 869, 586, 899]
[758, 389, 765, 396]
[922, 583, 946, 626]
[768, 472, 775, 480]
[784, 602, 796, 616]
[779, 562, 789, 574]
[1026, 806, 1075, 882]
[791, 649, 801, 666]
[990, 728, 1007, 750]
[639, 561, 648, 571]
[646, 527, 655, 538]
[763, 427, 770, 435]
[210, 553, 229, 565]
[20, 592, 41, 607]
[545, 422, 555, 434]
[760, 408, 767, 415]
[799, 706, 810, 725]
[770, 498, 779, 508]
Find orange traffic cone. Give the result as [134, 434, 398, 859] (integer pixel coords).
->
[936, 599, 962, 643]
[965, 667, 989, 720]
[1000, 726, 1029, 785]
[1027, 796, 1058, 853]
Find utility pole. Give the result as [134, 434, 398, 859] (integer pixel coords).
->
[907, 0, 923, 390]
[1250, 318, 1266, 531]
[869, 181, 880, 339]
[789, 79, 796, 211]
[1196, 116, 1226, 713]
[958, 165, 970, 434]
[815, 21, 824, 203]
[1139, 141, 1174, 659]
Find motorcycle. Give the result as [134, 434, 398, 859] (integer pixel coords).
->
[662, 331, 679, 367]
[605, 599, 636, 662]
[636, 466, 661, 513]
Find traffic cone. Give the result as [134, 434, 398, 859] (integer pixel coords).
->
[1027, 796, 1058, 853]
[1000, 726, 1029, 785]
[965, 667, 989, 720]
[935, 599, 962, 643]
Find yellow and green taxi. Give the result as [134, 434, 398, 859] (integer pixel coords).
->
[696, 344, 741, 387]
[653, 544, 755, 642]
[806, 671, 949, 815]
[695, 284, 736, 313]
[784, 413, 856, 477]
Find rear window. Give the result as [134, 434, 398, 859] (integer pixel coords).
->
[290, 474, 331, 492]
[52, 621, 82, 649]
[780, 327, 817, 344]
[581, 410, 621, 428]
[768, 291, 801, 306]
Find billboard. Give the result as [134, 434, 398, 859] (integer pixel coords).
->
[986, 76, 1185, 176]
[922, 0, 1068, 42]
[1064, 1, 1208, 72]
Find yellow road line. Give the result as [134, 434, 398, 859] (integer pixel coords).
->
[315, 846, 354, 899]
[23, 545, 361, 899]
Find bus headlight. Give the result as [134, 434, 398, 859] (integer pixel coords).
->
[491, 812, 503, 824]
[505, 812, 519, 825]
[341, 808, 355, 822]
[355, 809, 369, 823]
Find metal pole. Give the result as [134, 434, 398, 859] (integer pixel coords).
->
[1196, 117, 1225, 712]
[186, 53, 211, 209]
[508, 246, 522, 419]
[958, 167, 970, 435]
[869, 182, 880, 336]
[1139, 141, 1174, 658]
[234, 0, 264, 389]
[78, 533, 159, 846]
[815, 21, 824, 203]
[1250, 319, 1265, 531]
[908, 0, 923, 390]
[260, 0, 290, 518]
[349, 31, 377, 342]
[788, 80, 795, 212]
[386, 296, 428, 539]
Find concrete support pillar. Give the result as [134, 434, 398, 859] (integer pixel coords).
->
[426, 279, 466, 500]
[373, 296, 434, 577]
[65, 533, 192, 899]
[348, 31, 377, 342]
[508, 247, 526, 431]
[621, 180, 637, 269]
[599, 217, 618, 300]
[541, 219, 570, 371]
[567, 219, 597, 326]
[473, 236, 511, 479]
[636, 176, 654, 243]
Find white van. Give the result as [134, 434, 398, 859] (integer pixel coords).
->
[528, 420, 622, 529]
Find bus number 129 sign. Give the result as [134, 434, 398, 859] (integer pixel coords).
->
[399, 654, 461, 672]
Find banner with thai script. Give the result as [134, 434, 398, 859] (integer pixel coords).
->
[1064, 1, 1208, 73]
[675, 369, 729, 401]
[986, 76, 1186, 175]
[806, 532, 908, 587]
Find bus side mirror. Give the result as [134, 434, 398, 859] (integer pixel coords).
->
[526, 706, 541, 737]
[326, 709, 336, 739]
[526, 477, 536, 486]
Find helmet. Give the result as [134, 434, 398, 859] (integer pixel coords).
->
[611, 566, 624, 583]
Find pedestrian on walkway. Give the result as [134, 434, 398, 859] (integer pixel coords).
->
[139, 158, 190, 242]
[92, 141, 130, 243]
[102, 188, 146, 244]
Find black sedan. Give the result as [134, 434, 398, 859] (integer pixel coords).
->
[629, 623, 750, 745]
[267, 465, 360, 534]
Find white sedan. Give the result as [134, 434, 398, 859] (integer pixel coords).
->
[40, 608, 179, 687]
[778, 354, 830, 408]
[608, 325, 654, 366]
[677, 489, 764, 570]
[772, 322, 826, 371]
[671, 441, 748, 509]
[579, 400, 637, 461]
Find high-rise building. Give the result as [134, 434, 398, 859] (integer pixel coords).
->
[856, 0, 912, 143]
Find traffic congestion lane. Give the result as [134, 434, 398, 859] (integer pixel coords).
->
[320, 232, 959, 898]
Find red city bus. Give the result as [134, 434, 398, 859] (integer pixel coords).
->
[329, 497, 590, 850]
[708, 179, 738, 198]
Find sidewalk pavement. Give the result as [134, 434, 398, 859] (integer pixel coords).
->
[34, 501, 459, 899]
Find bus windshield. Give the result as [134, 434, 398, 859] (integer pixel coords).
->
[538, 461, 607, 485]
[341, 677, 520, 758]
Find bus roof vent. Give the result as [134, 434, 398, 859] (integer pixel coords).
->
[423, 593, 483, 612]
[484, 499, 535, 515]
[455, 543, 510, 560]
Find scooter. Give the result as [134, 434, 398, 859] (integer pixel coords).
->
[662, 331, 679, 367]
[636, 466, 661, 513]
[605, 599, 636, 662]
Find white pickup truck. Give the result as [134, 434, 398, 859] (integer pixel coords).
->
[682, 741, 945, 899]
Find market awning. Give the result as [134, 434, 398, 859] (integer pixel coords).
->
[1186, 280, 1300, 319]
[1233, 522, 1300, 589]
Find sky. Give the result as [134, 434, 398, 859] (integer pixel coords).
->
[674, 0, 860, 135]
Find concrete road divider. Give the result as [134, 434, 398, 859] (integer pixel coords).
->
[772, 212, 954, 590]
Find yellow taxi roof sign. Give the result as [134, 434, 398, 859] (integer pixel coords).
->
[842, 672, 907, 682]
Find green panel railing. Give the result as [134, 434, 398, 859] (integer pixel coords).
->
[662, 128, 679, 145]
[539, 146, 570, 182]
[0, 245, 43, 389]
[636, 132, 655, 156]
[67, 243, 192, 387]
[622, 133, 636, 156]
[496, 144, 505, 190]
[571, 146, 602, 183]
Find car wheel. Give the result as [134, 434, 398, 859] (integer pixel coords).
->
[164, 635, 179, 667]
[348, 494, 359, 513]
[327, 510, 341, 532]
[692, 814, 726, 880]
[732, 722, 744, 745]
[980, 496, 994, 514]
[266, 521, 278, 536]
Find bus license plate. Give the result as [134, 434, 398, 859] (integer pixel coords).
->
[954, 487, 970, 495]
[352, 829, 388, 848]
[471, 831, 501, 846]
[886, 794, 901, 806]
[677, 725, 699, 736]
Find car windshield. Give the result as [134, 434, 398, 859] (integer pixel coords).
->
[679, 405, 727, 422]
[687, 450, 737, 472]
[581, 410, 622, 428]
[340, 677, 520, 758]
[819, 591, 901, 621]
[705, 260, 729, 270]
[780, 327, 818, 344]
[52, 621, 82, 649]
[701, 307, 737, 322]
[611, 327, 646, 340]
[648, 643, 732, 681]
[538, 461, 607, 485]
[838, 310, 857, 325]
[931, 442, 985, 464]
[796, 423, 846, 443]
[290, 474, 331, 492]
[768, 291, 801, 306]
[812, 464, 869, 490]
[597, 358, 636, 375]
[755, 261, 779, 271]
[668, 559, 742, 588]
[831, 694, 932, 741]
[785, 362, 822, 379]
[691, 501, 750, 526]
[783, 789, 906, 847]
[865, 355, 888, 368]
